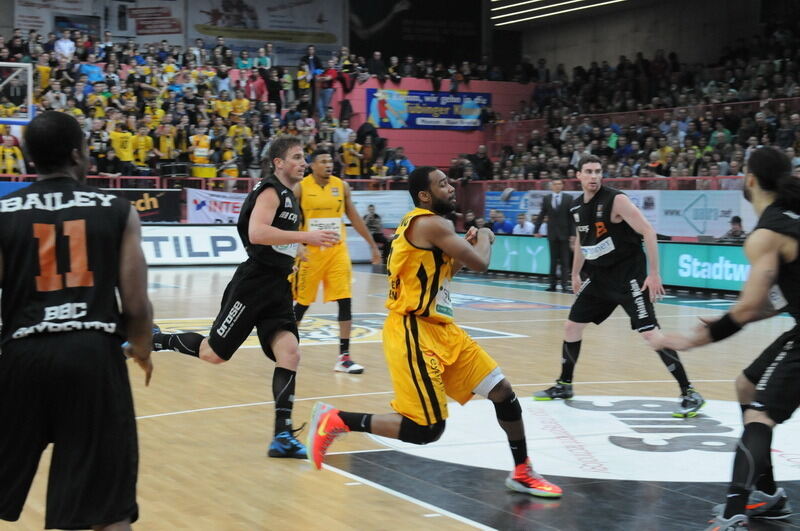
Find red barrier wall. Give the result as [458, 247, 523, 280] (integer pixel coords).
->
[329, 78, 534, 168]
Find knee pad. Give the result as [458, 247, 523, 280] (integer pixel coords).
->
[493, 392, 522, 422]
[398, 417, 445, 444]
[293, 303, 309, 322]
[337, 298, 352, 322]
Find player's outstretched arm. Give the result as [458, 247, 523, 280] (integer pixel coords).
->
[417, 216, 494, 273]
[614, 194, 664, 301]
[343, 181, 381, 264]
[118, 206, 154, 385]
[248, 186, 339, 247]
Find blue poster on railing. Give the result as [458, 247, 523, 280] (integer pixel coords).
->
[366, 88, 490, 130]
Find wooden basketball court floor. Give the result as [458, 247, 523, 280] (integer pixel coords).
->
[12, 265, 800, 531]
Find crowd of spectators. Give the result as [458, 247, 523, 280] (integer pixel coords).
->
[447, 23, 800, 185]
[3, 21, 800, 187]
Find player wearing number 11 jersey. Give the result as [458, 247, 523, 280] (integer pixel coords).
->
[0, 111, 153, 530]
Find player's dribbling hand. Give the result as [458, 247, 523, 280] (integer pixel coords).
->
[306, 230, 340, 247]
[643, 273, 665, 302]
[477, 227, 495, 244]
[464, 227, 478, 245]
[124, 345, 154, 386]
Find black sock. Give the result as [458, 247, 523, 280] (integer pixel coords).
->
[756, 466, 777, 495]
[153, 332, 203, 357]
[656, 348, 691, 392]
[558, 340, 581, 383]
[340, 338, 350, 355]
[509, 438, 528, 466]
[272, 367, 296, 436]
[724, 422, 774, 518]
[339, 411, 372, 432]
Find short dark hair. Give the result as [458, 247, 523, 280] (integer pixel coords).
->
[731, 216, 742, 224]
[577, 154, 602, 171]
[24, 111, 84, 174]
[408, 166, 438, 207]
[265, 136, 303, 174]
[309, 148, 333, 162]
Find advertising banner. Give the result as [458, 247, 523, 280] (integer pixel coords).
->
[350, 190, 415, 227]
[105, 188, 181, 222]
[187, 0, 345, 62]
[186, 188, 244, 224]
[0, 182, 31, 197]
[485, 189, 738, 236]
[141, 225, 247, 265]
[141, 224, 374, 265]
[15, 0, 93, 33]
[489, 235, 749, 291]
[366, 89, 490, 130]
[659, 242, 748, 291]
[656, 191, 741, 237]
[488, 235, 550, 275]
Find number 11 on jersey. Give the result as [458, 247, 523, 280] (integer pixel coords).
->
[33, 220, 95, 292]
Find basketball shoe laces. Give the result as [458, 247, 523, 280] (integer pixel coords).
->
[514, 459, 557, 490]
[319, 412, 349, 457]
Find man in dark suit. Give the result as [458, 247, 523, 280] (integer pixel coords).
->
[535, 178, 575, 291]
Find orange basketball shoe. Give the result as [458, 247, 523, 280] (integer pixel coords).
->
[505, 458, 563, 498]
[307, 402, 350, 470]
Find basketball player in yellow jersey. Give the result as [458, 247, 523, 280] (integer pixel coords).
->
[307, 167, 563, 498]
[292, 149, 382, 374]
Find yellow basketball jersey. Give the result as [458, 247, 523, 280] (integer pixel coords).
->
[385, 208, 455, 323]
[299, 175, 346, 241]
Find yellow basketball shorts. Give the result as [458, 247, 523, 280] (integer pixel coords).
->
[291, 244, 352, 306]
[382, 312, 499, 426]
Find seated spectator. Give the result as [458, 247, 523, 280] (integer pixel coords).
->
[386, 146, 415, 176]
[512, 213, 534, 235]
[492, 212, 514, 234]
[717, 216, 747, 243]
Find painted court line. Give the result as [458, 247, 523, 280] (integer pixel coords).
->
[136, 379, 734, 421]
[322, 463, 495, 531]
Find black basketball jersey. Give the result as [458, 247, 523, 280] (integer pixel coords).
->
[0, 177, 131, 346]
[755, 203, 800, 321]
[571, 185, 643, 267]
[237, 174, 300, 272]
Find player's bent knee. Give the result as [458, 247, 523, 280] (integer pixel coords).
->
[492, 388, 522, 422]
[337, 298, 352, 321]
[398, 417, 445, 444]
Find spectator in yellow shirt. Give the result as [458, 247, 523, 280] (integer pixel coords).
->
[338, 132, 363, 177]
[231, 89, 249, 117]
[227, 121, 252, 155]
[108, 121, 136, 175]
[0, 135, 24, 175]
[36, 53, 52, 90]
[214, 90, 233, 119]
[189, 125, 213, 165]
[132, 125, 155, 171]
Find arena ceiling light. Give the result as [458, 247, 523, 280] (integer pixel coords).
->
[490, 0, 551, 12]
[493, 0, 628, 26]
[491, 0, 587, 20]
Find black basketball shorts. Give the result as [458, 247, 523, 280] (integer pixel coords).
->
[568, 253, 659, 332]
[0, 332, 138, 529]
[743, 326, 800, 424]
[207, 259, 299, 361]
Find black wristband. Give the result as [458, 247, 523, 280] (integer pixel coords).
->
[708, 313, 743, 342]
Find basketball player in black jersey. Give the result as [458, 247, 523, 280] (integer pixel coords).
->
[0, 111, 153, 530]
[653, 148, 800, 530]
[152, 136, 340, 458]
[534, 155, 705, 417]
